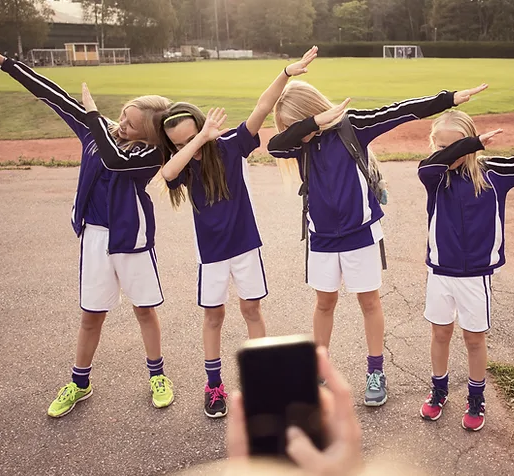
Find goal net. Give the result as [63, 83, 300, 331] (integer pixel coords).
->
[383, 45, 423, 59]
[27, 48, 131, 67]
[99, 48, 131, 65]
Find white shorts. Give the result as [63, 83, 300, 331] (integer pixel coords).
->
[80, 225, 164, 312]
[197, 248, 268, 308]
[308, 242, 382, 293]
[424, 271, 492, 332]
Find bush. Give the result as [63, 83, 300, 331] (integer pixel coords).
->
[281, 41, 514, 59]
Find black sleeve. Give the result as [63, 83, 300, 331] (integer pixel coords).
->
[267, 117, 319, 154]
[419, 137, 484, 168]
[85, 111, 163, 177]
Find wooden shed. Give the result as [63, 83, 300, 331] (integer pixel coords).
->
[64, 42, 100, 66]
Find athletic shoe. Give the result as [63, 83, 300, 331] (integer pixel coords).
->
[364, 370, 387, 407]
[420, 387, 448, 421]
[47, 382, 93, 418]
[204, 383, 228, 418]
[150, 375, 174, 408]
[462, 394, 486, 431]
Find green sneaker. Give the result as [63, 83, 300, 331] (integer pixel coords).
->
[150, 375, 174, 408]
[48, 382, 93, 418]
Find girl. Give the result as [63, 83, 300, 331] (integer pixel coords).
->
[418, 110, 508, 432]
[0, 53, 174, 416]
[160, 47, 318, 418]
[267, 80, 487, 406]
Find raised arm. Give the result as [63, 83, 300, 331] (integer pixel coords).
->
[349, 84, 488, 147]
[419, 137, 485, 170]
[245, 46, 318, 137]
[0, 54, 89, 141]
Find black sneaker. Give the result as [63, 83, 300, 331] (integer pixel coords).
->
[204, 383, 228, 418]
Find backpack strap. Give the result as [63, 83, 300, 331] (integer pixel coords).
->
[336, 114, 388, 271]
[298, 142, 311, 283]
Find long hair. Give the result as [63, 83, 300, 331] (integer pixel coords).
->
[430, 110, 489, 196]
[160, 102, 230, 210]
[93, 95, 172, 159]
[273, 80, 380, 181]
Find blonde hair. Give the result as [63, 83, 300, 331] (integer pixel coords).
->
[430, 110, 488, 196]
[273, 80, 380, 182]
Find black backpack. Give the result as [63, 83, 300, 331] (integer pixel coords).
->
[298, 114, 387, 283]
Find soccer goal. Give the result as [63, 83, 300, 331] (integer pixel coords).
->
[383, 45, 423, 59]
[99, 48, 131, 65]
[28, 49, 70, 67]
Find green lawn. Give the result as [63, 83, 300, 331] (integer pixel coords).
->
[1, 58, 514, 140]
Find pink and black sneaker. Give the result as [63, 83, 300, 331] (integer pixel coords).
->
[420, 387, 448, 421]
[462, 394, 486, 431]
[204, 383, 228, 418]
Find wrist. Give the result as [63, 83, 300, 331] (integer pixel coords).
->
[284, 66, 292, 78]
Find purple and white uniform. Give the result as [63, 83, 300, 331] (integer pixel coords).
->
[1, 58, 164, 312]
[419, 136, 514, 332]
[167, 122, 267, 307]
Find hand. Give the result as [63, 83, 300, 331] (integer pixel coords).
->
[199, 107, 229, 142]
[81, 83, 98, 112]
[314, 98, 352, 127]
[285, 46, 318, 77]
[454, 83, 488, 105]
[479, 128, 503, 148]
[227, 347, 363, 476]
[0, 54, 5, 65]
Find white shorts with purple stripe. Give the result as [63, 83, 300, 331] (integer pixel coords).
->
[80, 225, 163, 312]
[197, 248, 268, 308]
[424, 270, 492, 332]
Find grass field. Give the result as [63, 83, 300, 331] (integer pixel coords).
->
[1, 57, 514, 140]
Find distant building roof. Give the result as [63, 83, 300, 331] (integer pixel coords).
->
[45, 0, 91, 24]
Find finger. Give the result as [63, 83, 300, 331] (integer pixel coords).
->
[217, 114, 228, 128]
[340, 97, 352, 109]
[286, 426, 325, 472]
[226, 392, 250, 459]
[206, 108, 215, 120]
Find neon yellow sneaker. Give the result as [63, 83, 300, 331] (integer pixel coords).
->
[150, 375, 174, 408]
[47, 382, 93, 418]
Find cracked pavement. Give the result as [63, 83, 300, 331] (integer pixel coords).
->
[1, 162, 513, 476]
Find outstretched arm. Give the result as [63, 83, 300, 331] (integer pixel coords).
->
[245, 46, 318, 137]
[0, 53, 89, 141]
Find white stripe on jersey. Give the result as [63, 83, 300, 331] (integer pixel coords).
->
[428, 176, 446, 266]
[488, 181, 503, 266]
[134, 183, 148, 249]
[356, 163, 372, 225]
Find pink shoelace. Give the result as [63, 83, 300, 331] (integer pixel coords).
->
[205, 383, 228, 407]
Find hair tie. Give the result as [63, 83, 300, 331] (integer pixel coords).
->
[163, 113, 193, 125]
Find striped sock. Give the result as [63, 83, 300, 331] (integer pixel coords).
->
[432, 372, 449, 392]
[205, 358, 222, 388]
[72, 365, 92, 389]
[468, 377, 486, 397]
[367, 354, 384, 374]
[147, 356, 164, 378]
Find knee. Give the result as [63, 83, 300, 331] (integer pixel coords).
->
[357, 291, 381, 315]
[133, 306, 156, 323]
[463, 332, 485, 353]
[80, 311, 106, 332]
[240, 300, 262, 322]
[316, 292, 338, 313]
[204, 307, 225, 329]
[432, 325, 453, 345]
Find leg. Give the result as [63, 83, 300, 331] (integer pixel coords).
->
[463, 330, 487, 383]
[357, 290, 384, 357]
[133, 306, 162, 361]
[239, 299, 266, 339]
[75, 311, 107, 367]
[431, 323, 454, 377]
[313, 291, 339, 348]
[204, 305, 226, 361]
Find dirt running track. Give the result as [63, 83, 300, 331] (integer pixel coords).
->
[1, 113, 514, 162]
[1, 161, 514, 475]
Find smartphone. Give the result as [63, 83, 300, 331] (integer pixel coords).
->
[237, 335, 325, 457]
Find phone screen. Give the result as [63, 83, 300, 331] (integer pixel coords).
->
[238, 336, 324, 457]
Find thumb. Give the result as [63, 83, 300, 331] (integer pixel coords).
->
[286, 426, 325, 472]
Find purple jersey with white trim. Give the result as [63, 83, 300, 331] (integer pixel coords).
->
[418, 137, 514, 277]
[268, 91, 455, 253]
[167, 122, 262, 264]
[1, 58, 164, 253]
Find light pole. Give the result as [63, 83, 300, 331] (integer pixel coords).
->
[339, 27, 342, 43]
[434, 27, 438, 42]
[214, 0, 220, 59]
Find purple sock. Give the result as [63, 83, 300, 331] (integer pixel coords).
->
[468, 377, 486, 396]
[205, 358, 222, 387]
[72, 365, 92, 389]
[432, 372, 449, 392]
[367, 354, 384, 374]
[146, 356, 164, 378]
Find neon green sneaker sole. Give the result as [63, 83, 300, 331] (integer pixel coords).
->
[150, 375, 174, 408]
[47, 382, 93, 418]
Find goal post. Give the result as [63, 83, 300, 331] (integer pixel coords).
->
[383, 45, 424, 59]
[27, 47, 131, 67]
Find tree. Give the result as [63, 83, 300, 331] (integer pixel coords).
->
[81, 0, 117, 49]
[333, 1, 370, 41]
[0, 0, 53, 58]
[266, 0, 315, 48]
